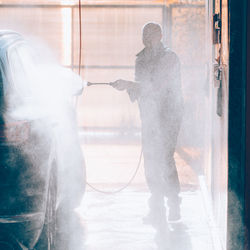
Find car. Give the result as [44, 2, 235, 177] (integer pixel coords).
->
[0, 30, 86, 249]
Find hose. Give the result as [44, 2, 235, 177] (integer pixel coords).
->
[77, 0, 142, 194]
[86, 149, 143, 194]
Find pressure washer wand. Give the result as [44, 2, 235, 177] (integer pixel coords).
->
[86, 81, 113, 87]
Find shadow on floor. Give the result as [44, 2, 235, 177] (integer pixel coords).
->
[153, 219, 192, 250]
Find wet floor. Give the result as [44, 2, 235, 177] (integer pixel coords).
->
[74, 143, 216, 250]
[77, 189, 214, 250]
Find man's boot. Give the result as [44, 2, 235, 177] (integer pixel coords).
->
[167, 196, 181, 222]
[143, 194, 166, 225]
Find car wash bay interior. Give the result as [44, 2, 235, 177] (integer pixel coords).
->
[0, 0, 249, 249]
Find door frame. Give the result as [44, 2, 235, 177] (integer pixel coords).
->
[227, 0, 249, 249]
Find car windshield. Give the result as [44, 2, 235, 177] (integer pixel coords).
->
[8, 43, 38, 100]
[6, 43, 58, 119]
[6, 41, 82, 120]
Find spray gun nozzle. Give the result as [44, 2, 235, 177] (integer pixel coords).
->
[85, 81, 113, 87]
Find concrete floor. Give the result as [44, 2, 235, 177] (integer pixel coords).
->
[74, 143, 215, 250]
[76, 189, 214, 250]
